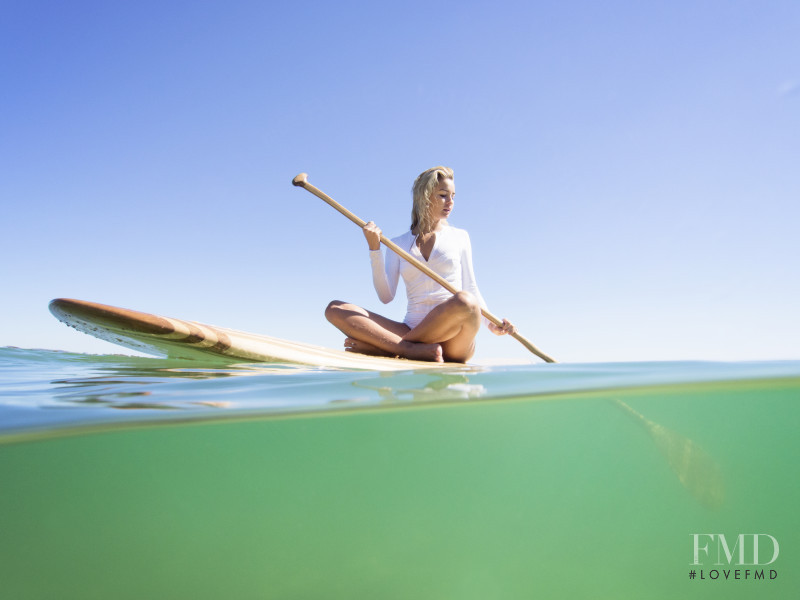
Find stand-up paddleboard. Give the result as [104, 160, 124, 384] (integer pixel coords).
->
[49, 299, 459, 371]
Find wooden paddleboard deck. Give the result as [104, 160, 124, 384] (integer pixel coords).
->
[49, 299, 458, 371]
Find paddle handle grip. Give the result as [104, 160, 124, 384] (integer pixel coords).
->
[293, 173, 557, 363]
[293, 173, 368, 228]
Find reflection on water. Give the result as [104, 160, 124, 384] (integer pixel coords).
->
[49, 366, 249, 410]
[351, 372, 486, 403]
[3, 347, 800, 456]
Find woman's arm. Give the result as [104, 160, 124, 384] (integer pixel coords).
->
[459, 231, 489, 320]
[365, 222, 399, 303]
[460, 230, 516, 335]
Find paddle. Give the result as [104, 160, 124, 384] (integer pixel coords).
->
[292, 172, 556, 363]
[612, 398, 725, 509]
[293, 171, 725, 509]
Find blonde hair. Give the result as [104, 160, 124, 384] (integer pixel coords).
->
[410, 166, 454, 234]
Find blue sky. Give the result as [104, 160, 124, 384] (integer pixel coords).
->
[2, 0, 798, 363]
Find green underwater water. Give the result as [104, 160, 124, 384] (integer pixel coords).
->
[0, 348, 798, 598]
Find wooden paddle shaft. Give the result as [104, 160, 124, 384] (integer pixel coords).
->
[292, 173, 557, 363]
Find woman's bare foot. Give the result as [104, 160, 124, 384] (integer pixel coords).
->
[398, 341, 444, 363]
[344, 337, 393, 357]
[344, 337, 443, 363]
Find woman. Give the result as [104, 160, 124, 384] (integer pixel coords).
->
[325, 166, 515, 363]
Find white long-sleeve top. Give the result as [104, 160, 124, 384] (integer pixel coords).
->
[369, 225, 489, 328]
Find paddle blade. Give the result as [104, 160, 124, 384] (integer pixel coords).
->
[646, 419, 726, 510]
[615, 399, 725, 510]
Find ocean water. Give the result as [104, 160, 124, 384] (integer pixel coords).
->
[1, 346, 798, 599]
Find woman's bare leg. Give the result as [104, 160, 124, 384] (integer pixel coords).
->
[325, 301, 443, 362]
[343, 337, 392, 357]
[402, 291, 482, 363]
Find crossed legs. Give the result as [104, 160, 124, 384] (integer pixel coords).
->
[324, 291, 482, 363]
